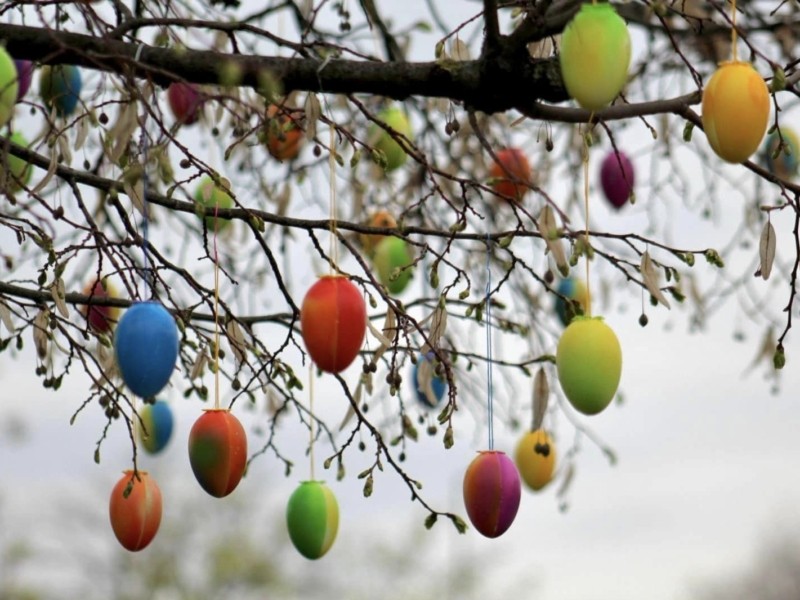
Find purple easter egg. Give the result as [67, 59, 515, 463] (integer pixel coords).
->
[14, 60, 32, 102]
[463, 450, 521, 538]
[600, 150, 635, 209]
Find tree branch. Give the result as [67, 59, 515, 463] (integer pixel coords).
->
[0, 22, 567, 112]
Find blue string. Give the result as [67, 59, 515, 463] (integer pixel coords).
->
[485, 234, 494, 450]
[139, 118, 150, 300]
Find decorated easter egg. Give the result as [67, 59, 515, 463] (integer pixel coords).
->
[0, 48, 18, 128]
[300, 275, 367, 373]
[489, 147, 532, 202]
[556, 316, 622, 415]
[194, 176, 234, 231]
[373, 236, 414, 295]
[13, 59, 32, 102]
[600, 150, 635, 208]
[554, 277, 590, 326]
[514, 430, 556, 492]
[701, 61, 769, 163]
[81, 277, 120, 334]
[139, 400, 174, 454]
[360, 210, 397, 256]
[0, 132, 33, 193]
[114, 302, 179, 399]
[167, 82, 203, 125]
[412, 352, 447, 409]
[462, 450, 521, 538]
[188, 409, 248, 498]
[559, 3, 631, 111]
[286, 481, 339, 560]
[762, 127, 799, 180]
[369, 106, 412, 171]
[39, 64, 82, 117]
[109, 470, 162, 552]
[262, 104, 305, 161]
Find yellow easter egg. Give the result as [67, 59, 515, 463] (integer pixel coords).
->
[701, 61, 770, 164]
[514, 430, 556, 492]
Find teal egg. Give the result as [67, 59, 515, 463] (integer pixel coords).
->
[139, 400, 174, 454]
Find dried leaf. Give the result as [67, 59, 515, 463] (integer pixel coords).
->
[640, 251, 671, 309]
[304, 93, 321, 141]
[189, 349, 208, 380]
[367, 318, 392, 348]
[537, 206, 568, 276]
[0, 300, 15, 334]
[416, 357, 438, 407]
[33, 309, 49, 359]
[107, 103, 138, 165]
[122, 178, 145, 217]
[532, 367, 549, 430]
[57, 133, 72, 167]
[759, 221, 776, 280]
[50, 278, 69, 318]
[339, 380, 361, 431]
[449, 38, 470, 61]
[31, 148, 58, 195]
[422, 304, 447, 353]
[74, 116, 90, 151]
[226, 319, 247, 368]
[556, 463, 575, 498]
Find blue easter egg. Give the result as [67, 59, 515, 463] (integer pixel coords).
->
[412, 352, 447, 409]
[114, 302, 179, 399]
[39, 65, 82, 117]
[139, 399, 174, 454]
[554, 278, 589, 326]
[762, 128, 799, 181]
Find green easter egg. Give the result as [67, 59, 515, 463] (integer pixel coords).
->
[559, 3, 631, 111]
[286, 481, 339, 560]
[194, 176, 234, 231]
[373, 236, 414, 295]
[0, 48, 18, 128]
[1, 132, 32, 192]
[369, 107, 412, 171]
[556, 316, 622, 415]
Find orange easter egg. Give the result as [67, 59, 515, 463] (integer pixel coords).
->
[701, 61, 770, 163]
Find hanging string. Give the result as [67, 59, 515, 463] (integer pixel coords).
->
[309, 362, 316, 481]
[134, 46, 151, 301]
[730, 0, 738, 62]
[485, 235, 494, 450]
[328, 125, 338, 274]
[583, 122, 593, 317]
[213, 194, 221, 411]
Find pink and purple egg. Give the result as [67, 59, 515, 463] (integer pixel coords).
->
[13, 60, 32, 102]
[462, 450, 521, 538]
[600, 150, 635, 209]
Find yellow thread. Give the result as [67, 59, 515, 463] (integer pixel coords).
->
[309, 362, 315, 481]
[731, 0, 738, 62]
[213, 206, 221, 411]
[329, 125, 338, 274]
[583, 122, 593, 317]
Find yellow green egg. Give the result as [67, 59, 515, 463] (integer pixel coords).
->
[286, 481, 339, 560]
[369, 106, 412, 171]
[1, 132, 32, 192]
[373, 236, 414, 295]
[559, 3, 631, 111]
[194, 176, 234, 231]
[556, 316, 622, 415]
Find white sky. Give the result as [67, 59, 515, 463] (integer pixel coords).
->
[3, 1, 800, 599]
